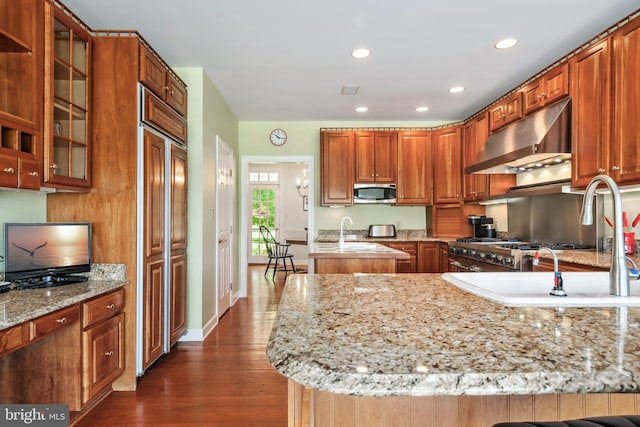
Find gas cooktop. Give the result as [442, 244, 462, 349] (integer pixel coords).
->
[454, 238, 594, 251]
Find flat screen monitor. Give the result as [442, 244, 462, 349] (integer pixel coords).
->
[3, 222, 92, 282]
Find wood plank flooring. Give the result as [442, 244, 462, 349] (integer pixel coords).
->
[74, 265, 289, 426]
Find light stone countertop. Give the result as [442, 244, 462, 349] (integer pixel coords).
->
[308, 242, 410, 260]
[0, 263, 128, 330]
[267, 273, 640, 397]
[529, 249, 640, 270]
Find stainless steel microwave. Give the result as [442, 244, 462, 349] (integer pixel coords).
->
[353, 183, 397, 204]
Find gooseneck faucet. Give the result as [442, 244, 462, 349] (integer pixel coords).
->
[339, 216, 353, 247]
[580, 174, 629, 296]
[533, 247, 567, 296]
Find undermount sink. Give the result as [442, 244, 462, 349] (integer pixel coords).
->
[442, 272, 640, 307]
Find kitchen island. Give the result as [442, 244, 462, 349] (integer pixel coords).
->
[267, 273, 640, 426]
[307, 242, 410, 273]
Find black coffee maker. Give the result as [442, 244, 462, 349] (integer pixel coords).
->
[468, 215, 497, 239]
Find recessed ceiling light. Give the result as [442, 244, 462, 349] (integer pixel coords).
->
[351, 48, 371, 59]
[416, 106, 429, 112]
[449, 86, 464, 94]
[495, 38, 518, 49]
[356, 106, 368, 112]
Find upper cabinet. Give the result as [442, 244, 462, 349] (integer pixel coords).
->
[570, 38, 611, 188]
[611, 18, 640, 184]
[0, 0, 42, 129]
[320, 131, 355, 206]
[43, 2, 92, 190]
[489, 92, 523, 132]
[355, 131, 397, 183]
[433, 126, 461, 204]
[0, 0, 43, 190]
[140, 46, 187, 117]
[397, 131, 432, 205]
[521, 63, 569, 115]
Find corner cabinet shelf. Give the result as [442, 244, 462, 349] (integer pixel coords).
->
[43, 2, 91, 190]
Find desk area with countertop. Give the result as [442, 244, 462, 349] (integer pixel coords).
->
[0, 264, 128, 420]
[267, 272, 640, 426]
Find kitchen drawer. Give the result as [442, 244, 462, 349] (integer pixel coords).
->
[82, 288, 125, 328]
[0, 323, 30, 356]
[387, 242, 417, 254]
[143, 88, 188, 143]
[31, 305, 80, 339]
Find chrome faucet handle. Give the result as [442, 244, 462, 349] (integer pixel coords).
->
[534, 247, 567, 297]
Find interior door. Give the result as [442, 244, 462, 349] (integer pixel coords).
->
[217, 137, 235, 316]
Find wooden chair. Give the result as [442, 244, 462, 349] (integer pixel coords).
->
[259, 226, 296, 278]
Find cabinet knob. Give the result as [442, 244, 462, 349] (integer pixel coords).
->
[50, 163, 58, 170]
[598, 168, 606, 173]
[612, 165, 621, 171]
[3, 167, 15, 174]
[56, 317, 67, 324]
[28, 171, 38, 177]
[104, 350, 114, 357]
[106, 303, 115, 310]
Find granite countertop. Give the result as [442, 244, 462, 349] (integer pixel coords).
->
[267, 273, 640, 397]
[529, 249, 640, 270]
[308, 242, 411, 260]
[0, 263, 128, 331]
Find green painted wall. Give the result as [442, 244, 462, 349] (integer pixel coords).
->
[0, 191, 47, 269]
[175, 67, 239, 332]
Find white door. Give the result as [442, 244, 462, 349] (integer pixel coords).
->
[217, 137, 235, 316]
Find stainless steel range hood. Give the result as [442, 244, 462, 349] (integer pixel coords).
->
[465, 97, 572, 174]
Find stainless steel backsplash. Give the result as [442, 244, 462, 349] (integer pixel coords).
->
[507, 193, 603, 247]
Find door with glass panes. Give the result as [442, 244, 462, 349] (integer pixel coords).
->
[248, 182, 281, 264]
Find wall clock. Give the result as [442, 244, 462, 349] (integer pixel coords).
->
[269, 128, 287, 146]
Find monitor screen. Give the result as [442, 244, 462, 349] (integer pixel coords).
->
[3, 222, 92, 281]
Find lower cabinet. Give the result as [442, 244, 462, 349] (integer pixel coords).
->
[81, 289, 125, 405]
[387, 242, 417, 272]
[417, 243, 438, 272]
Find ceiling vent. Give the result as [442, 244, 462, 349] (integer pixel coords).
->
[341, 85, 359, 95]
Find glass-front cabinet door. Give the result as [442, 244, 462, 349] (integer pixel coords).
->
[44, 3, 91, 190]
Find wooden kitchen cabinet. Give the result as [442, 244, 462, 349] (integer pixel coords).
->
[140, 46, 188, 117]
[462, 114, 515, 202]
[612, 18, 640, 184]
[397, 131, 432, 205]
[0, 0, 43, 130]
[570, 38, 611, 188]
[572, 20, 640, 188]
[0, 0, 43, 191]
[433, 125, 462, 204]
[417, 242, 446, 273]
[432, 203, 485, 238]
[169, 144, 188, 345]
[387, 242, 417, 273]
[321, 131, 355, 206]
[43, 2, 92, 190]
[521, 63, 569, 115]
[489, 92, 523, 132]
[82, 289, 125, 404]
[355, 130, 397, 183]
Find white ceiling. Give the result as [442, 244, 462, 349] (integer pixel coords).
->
[63, 0, 640, 122]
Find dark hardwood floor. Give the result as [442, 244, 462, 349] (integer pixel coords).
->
[75, 265, 289, 426]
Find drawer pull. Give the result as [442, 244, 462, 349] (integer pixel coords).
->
[105, 351, 114, 357]
[28, 171, 39, 177]
[106, 303, 115, 310]
[3, 167, 15, 174]
[56, 317, 67, 324]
